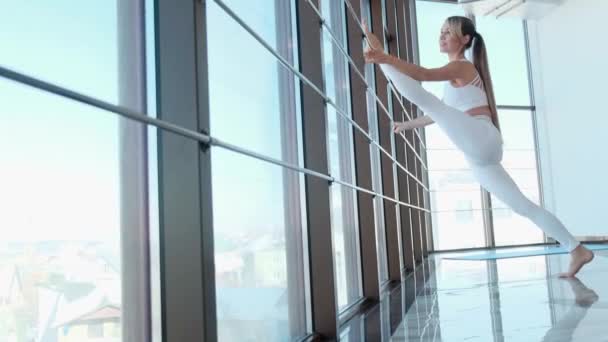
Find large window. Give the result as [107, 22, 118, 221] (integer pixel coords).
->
[0, 1, 157, 341]
[416, 1, 544, 250]
[206, 0, 310, 340]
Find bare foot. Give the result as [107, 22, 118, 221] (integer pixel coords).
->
[559, 244, 594, 278]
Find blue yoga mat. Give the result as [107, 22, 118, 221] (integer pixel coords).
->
[441, 243, 608, 260]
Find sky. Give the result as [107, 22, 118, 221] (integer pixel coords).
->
[0, 0, 120, 242]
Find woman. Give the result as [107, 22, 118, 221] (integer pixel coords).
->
[362, 16, 593, 278]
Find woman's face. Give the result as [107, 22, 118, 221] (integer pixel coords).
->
[439, 22, 466, 54]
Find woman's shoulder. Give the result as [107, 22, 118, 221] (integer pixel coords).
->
[445, 59, 476, 73]
[444, 60, 477, 85]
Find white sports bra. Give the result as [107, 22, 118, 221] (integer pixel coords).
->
[442, 59, 489, 112]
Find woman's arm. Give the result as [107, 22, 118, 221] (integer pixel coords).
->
[365, 51, 466, 82]
[411, 115, 435, 128]
[383, 54, 465, 82]
[393, 115, 435, 133]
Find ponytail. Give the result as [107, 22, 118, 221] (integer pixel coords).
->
[446, 16, 501, 131]
[472, 32, 500, 131]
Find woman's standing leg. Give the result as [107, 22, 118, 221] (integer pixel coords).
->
[469, 162, 594, 277]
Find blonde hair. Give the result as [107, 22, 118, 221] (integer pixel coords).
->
[446, 16, 500, 131]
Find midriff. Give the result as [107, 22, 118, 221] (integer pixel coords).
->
[466, 105, 492, 118]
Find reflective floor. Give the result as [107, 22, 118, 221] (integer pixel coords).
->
[341, 246, 608, 342]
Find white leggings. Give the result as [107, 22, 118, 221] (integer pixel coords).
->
[381, 64, 580, 252]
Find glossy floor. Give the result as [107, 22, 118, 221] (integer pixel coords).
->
[340, 246, 608, 342]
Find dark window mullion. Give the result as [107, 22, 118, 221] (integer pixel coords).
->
[296, 0, 338, 338]
[156, 0, 216, 341]
[346, 0, 381, 302]
[370, 0, 401, 282]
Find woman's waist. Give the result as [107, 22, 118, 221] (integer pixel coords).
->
[470, 113, 492, 121]
[465, 105, 492, 116]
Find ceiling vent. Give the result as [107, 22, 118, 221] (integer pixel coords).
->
[458, 0, 565, 19]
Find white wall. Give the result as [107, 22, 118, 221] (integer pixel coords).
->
[528, 0, 608, 237]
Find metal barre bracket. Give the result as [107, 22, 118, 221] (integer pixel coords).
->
[200, 128, 211, 152]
